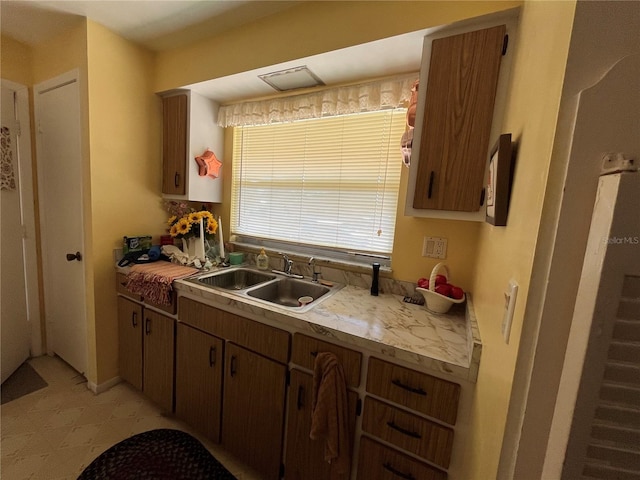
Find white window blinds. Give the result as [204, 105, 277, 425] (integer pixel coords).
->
[231, 109, 406, 255]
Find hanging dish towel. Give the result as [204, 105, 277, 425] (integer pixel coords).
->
[125, 261, 198, 305]
[310, 352, 351, 478]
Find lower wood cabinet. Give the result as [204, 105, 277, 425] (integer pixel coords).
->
[357, 436, 447, 480]
[117, 296, 175, 413]
[142, 309, 175, 412]
[222, 342, 287, 480]
[175, 323, 224, 442]
[118, 296, 143, 390]
[284, 369, 359, 480]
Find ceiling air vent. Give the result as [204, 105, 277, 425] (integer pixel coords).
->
[258, 65, 324, 92]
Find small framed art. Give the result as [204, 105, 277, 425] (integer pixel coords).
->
[486, 133, 514, 226]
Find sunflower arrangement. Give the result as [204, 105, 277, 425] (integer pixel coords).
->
[167, 210, 218, 239]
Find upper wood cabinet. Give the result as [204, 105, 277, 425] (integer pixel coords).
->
[406, 17, 515, 221]
[161, 90, 223, 203]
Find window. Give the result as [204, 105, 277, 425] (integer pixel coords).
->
[230, 109, 406, 262]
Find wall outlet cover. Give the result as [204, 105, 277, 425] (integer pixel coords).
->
[422, 237, 447, 259]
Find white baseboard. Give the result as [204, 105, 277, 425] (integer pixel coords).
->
[87, 375, 121, 394]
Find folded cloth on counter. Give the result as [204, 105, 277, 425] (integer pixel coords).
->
[310, 352, 351, 478]
[125, 261, 199, 305]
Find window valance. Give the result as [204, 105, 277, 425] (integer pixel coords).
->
[217, 73, 419, 127]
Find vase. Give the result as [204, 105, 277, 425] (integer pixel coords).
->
[182, 237, 205, 261]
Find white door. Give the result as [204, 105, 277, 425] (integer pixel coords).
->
[1, 85, 31, 383]
[34, 71, 87, 375]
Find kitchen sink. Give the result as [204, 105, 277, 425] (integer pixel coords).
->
[190, 268, 276, 290]
[185, 266, 343, 312]
[246, 277, 331, 309]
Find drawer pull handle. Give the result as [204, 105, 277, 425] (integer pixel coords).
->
[131, 312, 138, 327]
[174, 172, 180, 187]
[387, 420, 422, 439]
[427, 171, 435, 199]
[383, 462, 415, 480]
[310, 351, 318, 357]
[145, 318, 151, 335]
[391, 379, 427, 396]
[230, 355, 237, 377]
[209, 346, 216, 367]
[296, 386, 304, 410]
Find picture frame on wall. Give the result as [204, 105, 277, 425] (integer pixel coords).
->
[486, 133, 514, 226]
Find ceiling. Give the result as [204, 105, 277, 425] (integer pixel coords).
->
[0, 0, 434, 103]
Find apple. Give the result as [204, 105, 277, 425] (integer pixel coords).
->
[417, 277, 429, 289]
[450, 286, 464, 300]
[435, 284, 452, 297]
[434, 274, 448, 286]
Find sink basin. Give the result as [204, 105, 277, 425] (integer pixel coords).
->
[192, 268, 276, 290]
[184, 266, 344, 312]
[247, 277, 332, 309]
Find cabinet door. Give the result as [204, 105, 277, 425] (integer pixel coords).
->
[117, 296, 143, 390]
[162, 94, 188, 195]
[284, 369, 359, 480]
[143, 309, 175, 412]
[222, 343, 287, 480]
[175, 323, 223, 442]
[413, 25, 506, 212]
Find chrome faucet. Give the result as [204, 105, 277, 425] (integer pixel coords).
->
[281, 253, 294, 275]
[309, 257, 321, 282]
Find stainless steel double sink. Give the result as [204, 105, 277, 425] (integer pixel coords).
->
[184, 266, 344, 313]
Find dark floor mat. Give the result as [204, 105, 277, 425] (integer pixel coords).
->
[1, 361, 48, 404]
[77, 429, 237, 479]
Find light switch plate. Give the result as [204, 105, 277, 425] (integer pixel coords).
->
[502, 279, 518, 344]
[422, 237, 447, 259]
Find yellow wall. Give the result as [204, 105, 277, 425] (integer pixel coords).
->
[1, 35, 32, 85]
[156, 1, 521, 92]
[462, 1, 576, 478]
[86, 20, 165, 383]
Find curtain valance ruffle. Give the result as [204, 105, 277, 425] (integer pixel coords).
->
[217, 73, 419, 127]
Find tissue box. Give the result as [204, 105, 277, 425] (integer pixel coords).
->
[123, 236, 152, 254]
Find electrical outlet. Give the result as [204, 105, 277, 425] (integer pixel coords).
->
[422, 237, 447, 259]
[502, 280, 519, 343]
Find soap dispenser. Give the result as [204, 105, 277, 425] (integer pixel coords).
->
[256, 248, 269, 270]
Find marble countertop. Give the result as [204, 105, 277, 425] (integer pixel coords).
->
[174, 273, 482, 383]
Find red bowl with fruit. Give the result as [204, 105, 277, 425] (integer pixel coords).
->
[416, 263, 465, 314]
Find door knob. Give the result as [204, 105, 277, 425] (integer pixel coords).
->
[66, 252, 82, 261]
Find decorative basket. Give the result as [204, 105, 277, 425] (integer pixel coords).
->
[416, 263, 466, 314]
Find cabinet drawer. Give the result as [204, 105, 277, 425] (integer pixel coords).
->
[116, 272, 141, 301]
[291, 334, 361, 387]
[362, 397, 453, 469]
[367, 357, 460, 425]
[357, 436, 447, 480]
[179, 297, 290, 364]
